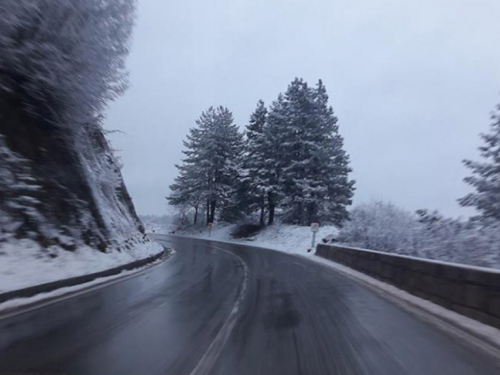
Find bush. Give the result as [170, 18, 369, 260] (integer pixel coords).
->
[338, 201, 500, 268]
[338, 201, 422, 255]
[231, 223, 263, 239]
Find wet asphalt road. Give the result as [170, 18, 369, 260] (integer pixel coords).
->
[0, 235, 499, 375]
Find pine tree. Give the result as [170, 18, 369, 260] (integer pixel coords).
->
[242, 100, 268, 226]
[167, 118, 207, 224]
[459, 101, 500, 220]
[167, 162, 204, 224]
[273, 78, 354, 226]
[168, 106, 244, 224]
[312, 80, 355, 225]
[204, 107, 244, 223]
[262, 94, 287, 225]
[278, 78, 314, 225]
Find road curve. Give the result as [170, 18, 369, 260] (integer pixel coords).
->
[0, 235, 499, 375]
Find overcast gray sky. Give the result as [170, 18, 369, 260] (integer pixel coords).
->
[106, 0, 500, 218]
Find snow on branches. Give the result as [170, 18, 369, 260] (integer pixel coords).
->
[0, 0, 136, 125]
[168, 107, 244, 225]
[169, 79, 355, 227]
[460, 101, 500, 220]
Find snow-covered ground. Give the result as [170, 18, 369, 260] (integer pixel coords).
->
[148, 222, 338, 255]
[0, 257, 168, 315]
[0, 238, 163, 294]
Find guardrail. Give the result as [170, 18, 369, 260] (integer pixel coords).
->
[316, 244, 500, 330]
[0, 248, 168, 304]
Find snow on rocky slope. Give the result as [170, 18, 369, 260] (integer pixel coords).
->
[0, 122, 163, 295]
[0, 1, 164, 297]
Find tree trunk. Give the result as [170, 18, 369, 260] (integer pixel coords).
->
[268, 192, 275, 225]
[206, 199, 210, 225]
[259, 195, 265, 226]
[308, 202, 317, 226]
[194, 205, 198, 225]
[210, 200, 216, 223]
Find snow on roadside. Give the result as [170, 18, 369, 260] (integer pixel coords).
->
[237, 224, 338, 254]
[0, 263, 144, 315]
[147, 222, 338, 255]
[0, 238, 163, 294]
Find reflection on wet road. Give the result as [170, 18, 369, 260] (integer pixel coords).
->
[0, 235, 499, 374]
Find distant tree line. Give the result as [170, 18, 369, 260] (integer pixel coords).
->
[168, 78, 355, 227]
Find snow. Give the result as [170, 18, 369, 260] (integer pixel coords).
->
[0, 1, 166, 304]
[0, 253, 170, 315]
[0, 0, 136, 127]
[147, 222, 338, 255]
[0, 238, 163, 294]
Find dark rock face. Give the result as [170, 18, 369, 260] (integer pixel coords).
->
[0, 94, 144, 251]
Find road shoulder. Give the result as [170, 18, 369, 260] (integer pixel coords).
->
[306, 254, 500, 361]
[0, 247, 173, 319]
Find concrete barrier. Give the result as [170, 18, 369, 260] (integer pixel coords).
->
[0, 248, 168, 304]
[316, 244, 500, 330]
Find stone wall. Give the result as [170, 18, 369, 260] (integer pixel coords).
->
[316, 244, 500, 329]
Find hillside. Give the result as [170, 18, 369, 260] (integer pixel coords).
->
[0, 1, 162, 294]
[0, 113, 162, 293]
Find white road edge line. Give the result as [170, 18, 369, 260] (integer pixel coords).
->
[0, 251, 174, 321]
[189, 244, 249, 375]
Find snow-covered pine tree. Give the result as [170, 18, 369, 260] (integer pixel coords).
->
[278, 78, 314, 225]
[168, 114, 208, 224]
[167, 162, 204, 225]
[242, 100, 268, 226]
[459, 100, 500, 220]
[203, 107, 244, 223]
[277, 78, 354, 226]
[168, 107, 244, 224]
[312, 80, 355, 225]
[262, 94, 287, 225]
